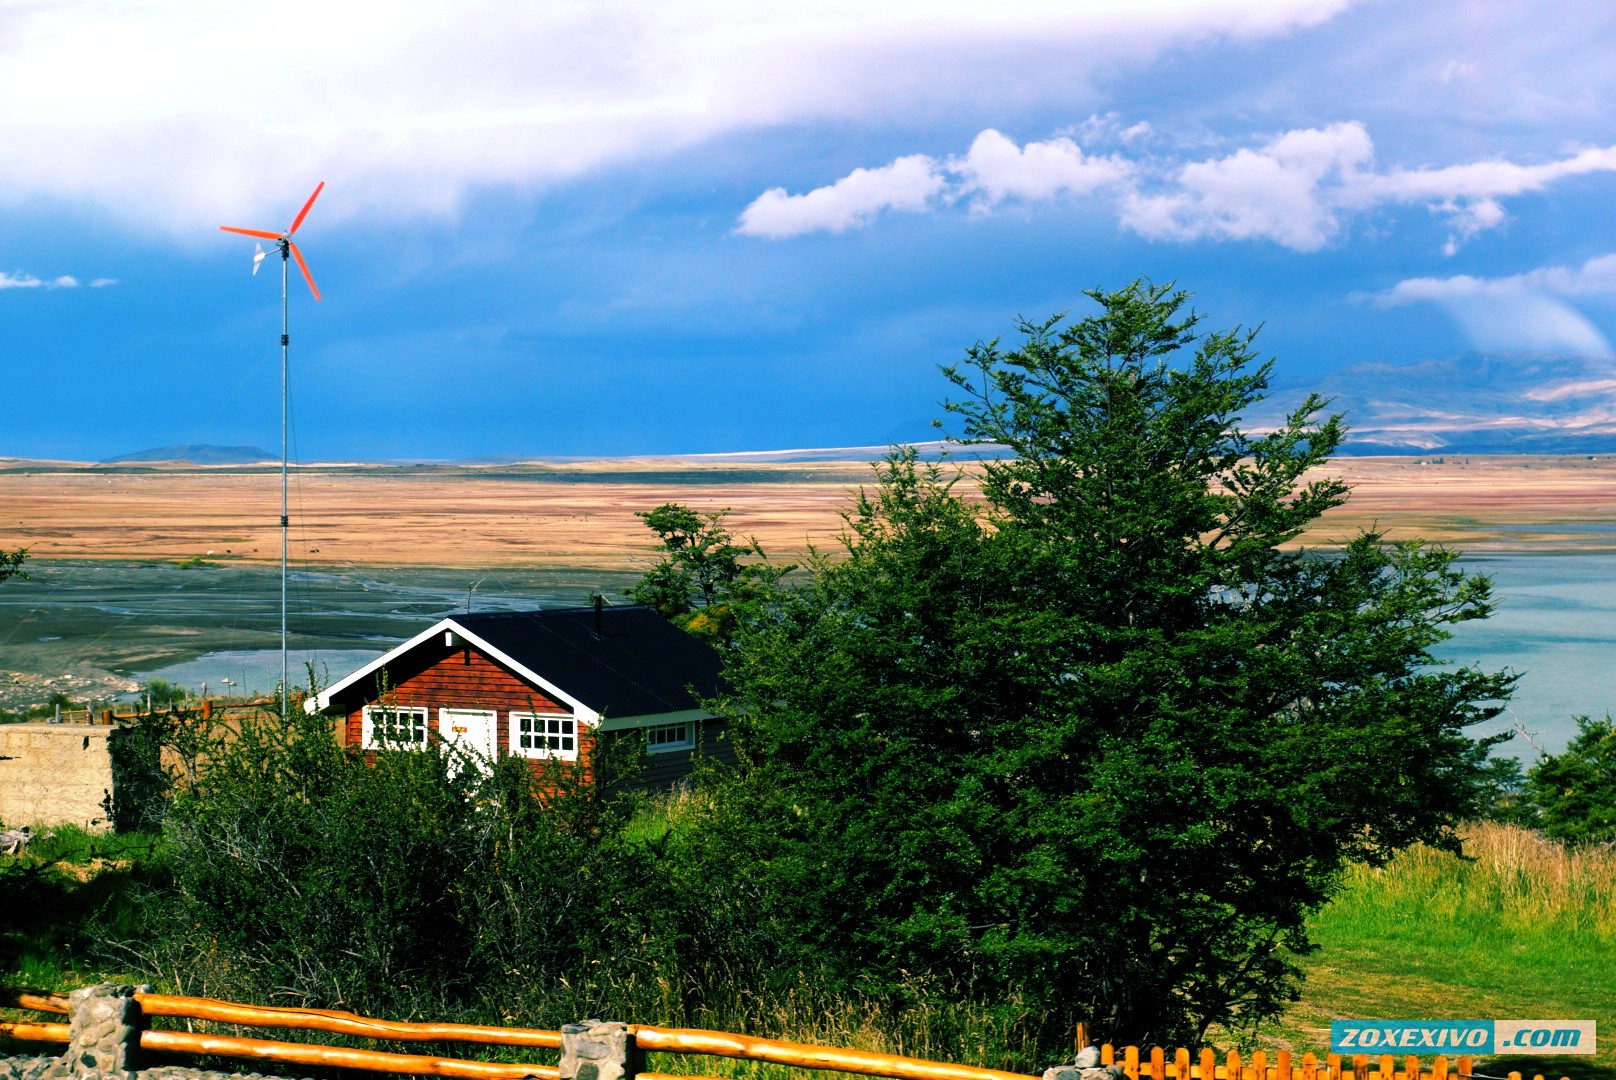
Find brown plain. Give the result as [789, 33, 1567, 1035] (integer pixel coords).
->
[4, 454, 1615, 570]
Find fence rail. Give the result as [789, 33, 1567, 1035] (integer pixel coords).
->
[0, 987, 1570, 1080]
[7, 696, 288, 727]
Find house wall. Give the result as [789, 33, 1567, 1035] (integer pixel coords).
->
[340, 640, 586, 776]
[336, 638, 725, 789]
[621, 716, 738, 788]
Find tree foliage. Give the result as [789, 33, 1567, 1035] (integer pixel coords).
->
[710, 282, 1513, 1046]
[628, 503, 787, 642]
[0, 547, 25, 585]
[1520, 715, 1616, 844]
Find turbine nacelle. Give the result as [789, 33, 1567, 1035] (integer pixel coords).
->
[220, 181, 324, 301]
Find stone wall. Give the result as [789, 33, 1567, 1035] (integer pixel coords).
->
[0, 724, 114, 830]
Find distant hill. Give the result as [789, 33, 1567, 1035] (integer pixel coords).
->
[1257, 353, 1616, 455]
[102, 444, 277, 465]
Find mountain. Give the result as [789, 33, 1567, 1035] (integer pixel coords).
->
[1257, 353, 1616, 454]
[102, 444, 277, 465]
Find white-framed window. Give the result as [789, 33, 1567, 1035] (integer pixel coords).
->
[361, 705, 429, 749]
[644, 720, 695, 754]
[511, 711, 578, 762]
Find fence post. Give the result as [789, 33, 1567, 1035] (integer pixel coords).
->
[59, 984, 144, 1079]
[560, 1020, 641, 1080]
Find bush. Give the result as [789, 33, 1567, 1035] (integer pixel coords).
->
[138, 704, 660, 1019]
[1521, 716, 1616, 845]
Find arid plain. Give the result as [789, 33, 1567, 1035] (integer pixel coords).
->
[5, 453, 1616, 568]
[2, 453, 1614, 710]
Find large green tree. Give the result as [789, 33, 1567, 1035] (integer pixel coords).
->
[712, 282, 1512, 1047]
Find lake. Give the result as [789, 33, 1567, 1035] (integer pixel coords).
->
[1, 553, 1609, 756]
[1440, 551, 1616, 755]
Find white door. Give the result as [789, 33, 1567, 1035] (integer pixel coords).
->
[439, 709, 499, 773]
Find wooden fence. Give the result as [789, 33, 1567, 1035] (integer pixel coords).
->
[0, 988, 1570, 1080]
[15, 696, 291, 727]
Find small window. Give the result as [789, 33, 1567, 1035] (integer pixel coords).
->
[644, 721, 695, 754]
[511, 711, 578, 762]
[362, 705, 429, 749]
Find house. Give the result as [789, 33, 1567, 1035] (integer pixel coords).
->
[309, 603, 733, 787]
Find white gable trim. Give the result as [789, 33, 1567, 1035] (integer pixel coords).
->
[308, 617, 600, 725]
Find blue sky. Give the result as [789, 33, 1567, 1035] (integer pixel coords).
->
[4, 0, 1616, 461]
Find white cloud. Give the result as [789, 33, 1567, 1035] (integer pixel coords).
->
[1376, 254, 1616, 355]
[0, 1, 1352, 236]
[737, 129, 1131, 238]
[1379, 254, 1616, 303]
[1352, 146, 1616, 252]
[950, 129, 1131, 209]
[0, 271, 86, 290]
[743, 120, 1616, 251]
[1119, 121, 1372, 250]
[736, 156, 946, 238]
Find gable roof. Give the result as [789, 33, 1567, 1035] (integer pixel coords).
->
[313, 605, 725, 723]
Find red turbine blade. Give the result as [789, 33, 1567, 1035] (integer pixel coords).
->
[220, 225, 283, 240]
[289, 242, 321, 302]
[287, 181, 324, 236]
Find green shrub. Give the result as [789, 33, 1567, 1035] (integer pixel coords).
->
[136, 703, 670, 1021]
[1521, 716, 1616, 844]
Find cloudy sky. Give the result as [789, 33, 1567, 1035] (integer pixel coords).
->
[4, 0, 1615, 460]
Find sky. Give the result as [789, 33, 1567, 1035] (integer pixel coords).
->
[4, 0, 1616, 462]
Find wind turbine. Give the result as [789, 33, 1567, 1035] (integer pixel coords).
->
[220, 182, 324, 721]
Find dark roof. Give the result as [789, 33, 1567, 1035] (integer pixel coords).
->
[455, 606, 724, 717]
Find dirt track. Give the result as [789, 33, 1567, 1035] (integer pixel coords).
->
[3, 454, 1615, 570]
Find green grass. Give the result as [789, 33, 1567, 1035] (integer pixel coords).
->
[0, 825, 159, 996]
[621, 785, 711, 845]
[1247, 823, 1615, 1080]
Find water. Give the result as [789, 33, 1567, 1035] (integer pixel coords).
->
[1439, 552, 1616, 758]
[8, 553, 1608, 758]
[131, 647, 387, 700]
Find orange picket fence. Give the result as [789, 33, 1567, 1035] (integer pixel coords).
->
[0, 987, 1569, 1080]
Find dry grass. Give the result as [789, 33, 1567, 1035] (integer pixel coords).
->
[4, 455, 1615, 570]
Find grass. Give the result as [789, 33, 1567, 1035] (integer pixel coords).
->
[1247, 823, 1615, 1080]
[621, 784, 712, 845]
[0, 825, 157, 1060]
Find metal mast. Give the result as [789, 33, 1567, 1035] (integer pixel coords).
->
[279, 237, 290, 720]
[220, 183, 324, 722]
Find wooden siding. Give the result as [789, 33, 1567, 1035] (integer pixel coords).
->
[338, 637, 721, 789]
[341, 639, 580, 775]
[621, 716, 738, 789]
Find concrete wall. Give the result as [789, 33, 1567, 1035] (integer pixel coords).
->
[0, 723, 114, 830]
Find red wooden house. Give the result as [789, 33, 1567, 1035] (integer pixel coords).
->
[309, 604, 732, 787]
